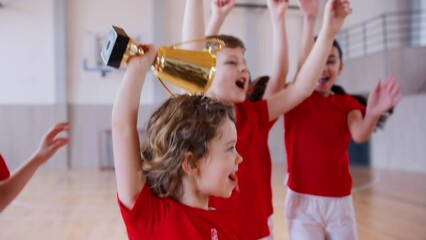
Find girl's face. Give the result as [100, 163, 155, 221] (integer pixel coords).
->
[315, 46, 343, 96]
[196, 118, 243, 198]
[206, 47, 250, 104]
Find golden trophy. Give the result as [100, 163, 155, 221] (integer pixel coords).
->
[101, 25, 224, 94]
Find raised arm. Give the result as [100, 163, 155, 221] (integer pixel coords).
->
[296, 0, 319, 72]
[267, 0, 352, 121]
[112, 45, 157, 209]
[182, 0, 205, 50]
[264, 0, 289, 98]
[0, 122, 69, 213]
[348, 76, 403, 143]
[206, 0, 235, 36]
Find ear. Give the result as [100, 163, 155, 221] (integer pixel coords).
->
[182, 152, 199, 177]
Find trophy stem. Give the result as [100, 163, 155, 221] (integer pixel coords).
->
[127, 40, 145, 55]
[122, 40, 145, 64]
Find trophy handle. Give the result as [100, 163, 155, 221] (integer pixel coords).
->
[156, 77, 174, 95]
[170, 38, 226, 54]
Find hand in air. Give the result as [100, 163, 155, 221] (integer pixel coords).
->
[367, 75, 403, 117]
[266, 0, 289, 20]
[323, 0, 352, 34]
[34, 121, 70, 164]
[212, 0, 235, 18]
[298, 0, 319, 20]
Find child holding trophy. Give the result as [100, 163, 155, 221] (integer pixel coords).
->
[0, 122, 69, 213]
[182, 0, 352, 238]
[111, 44, 245, 238]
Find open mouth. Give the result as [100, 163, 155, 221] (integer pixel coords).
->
[318, 76, 329, 84]
[235, 77, 247, 90]
[228, 173, 239, 192]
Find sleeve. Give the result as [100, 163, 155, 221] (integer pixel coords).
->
[117, 183, 169, 232]
[0, 154, 10, 181]
[117, 183, 155, 230]
[345, 95, 366, 117]
[250, 99, 277, 130]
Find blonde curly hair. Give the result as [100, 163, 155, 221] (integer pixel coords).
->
[141, 94, 235, 199]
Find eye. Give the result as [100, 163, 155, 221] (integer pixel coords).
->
[225, 60, 238, 65]
[327, 60, 336, 65]
[227, 145, 235, 151]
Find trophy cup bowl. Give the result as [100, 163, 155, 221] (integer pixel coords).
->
[101, 25, 224, 94]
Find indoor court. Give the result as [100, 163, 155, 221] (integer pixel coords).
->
[0, 164, 425, 239]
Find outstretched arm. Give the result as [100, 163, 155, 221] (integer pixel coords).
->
[348, 76, 403, 143]
[296, 0, 319, 72]
[206, 0, 235, 36]
[264, 0, 289, 98]
[112, 45, 157, 209]
[267, 0, 352, 121]
[182, 0, 205, 50]
[0, 122, 69, 213]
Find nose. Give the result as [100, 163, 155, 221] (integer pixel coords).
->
[240, 63, 248, 73]
[322, 65, 328, 75]
[235, 151, 243, 165]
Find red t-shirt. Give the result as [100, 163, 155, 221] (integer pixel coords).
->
[0, 154, 10, 181]
[118, 183, 244, 240]
[209, 99, 276, 239]
[284, 92, 366, 197]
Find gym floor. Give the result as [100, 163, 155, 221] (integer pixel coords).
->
[1, 164, 425, 240]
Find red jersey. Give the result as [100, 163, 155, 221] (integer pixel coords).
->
[0, 154, 10, 180]
[284, 92, 365, 197]
[118, 183, 244, 240]
[210, 99, 276, 239]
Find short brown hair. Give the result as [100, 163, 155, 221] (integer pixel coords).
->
[206, 34, 246, 50]
[141, 94, 235, 199]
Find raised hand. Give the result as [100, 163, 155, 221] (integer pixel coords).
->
[211, 0, 235, 18]
[127, 44, 157, 70]
[34, 121, 69, 164]
[266, 0, 289, 20]
[323, 0, 352, 35]
[298, 0, 319, 20]
[367, 76, 403, 117]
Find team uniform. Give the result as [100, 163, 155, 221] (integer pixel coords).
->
[284, 92, 365, 239]
[0, 154, 11, 180]
[210, 99, 276, 239]
[118, 183, 244, 240]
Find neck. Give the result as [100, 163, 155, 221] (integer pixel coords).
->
[179, 176, 209, 210]
[316, 90, 332, 97]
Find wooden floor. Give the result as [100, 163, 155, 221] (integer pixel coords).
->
[1, 164, 425, 240]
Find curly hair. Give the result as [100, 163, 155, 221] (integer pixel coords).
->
[140, 94, 235, 200]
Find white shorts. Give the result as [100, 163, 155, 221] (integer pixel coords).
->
[284, 188, 358, 240]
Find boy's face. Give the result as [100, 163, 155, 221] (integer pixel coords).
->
[206, 47, 249, 104]
[316, 46, 343, 96]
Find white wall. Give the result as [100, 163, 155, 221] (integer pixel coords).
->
[67, 0, 158, 105]
[0, 0, 55, 104]
[342, 0, 409, 28]
[1, 0, 425, 171]
[371, 94, 426, 173]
